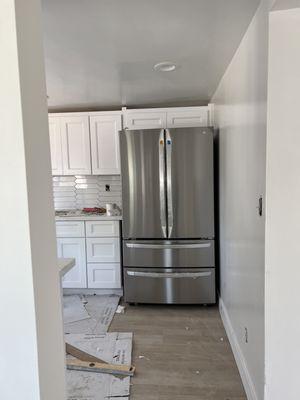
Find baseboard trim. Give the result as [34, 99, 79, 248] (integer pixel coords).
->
[63, 288, 123, 296]
[219, 298, 258, 400]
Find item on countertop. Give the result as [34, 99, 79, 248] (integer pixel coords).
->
[55, 210, 77, 217]
[82, 207, 106, 215]
[106, 203, 117, 216]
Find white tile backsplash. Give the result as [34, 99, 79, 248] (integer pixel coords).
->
[53, 175, 122, 210]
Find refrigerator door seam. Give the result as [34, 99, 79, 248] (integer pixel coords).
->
[165, 129, 173, 238]
[159, 129, 167, 238]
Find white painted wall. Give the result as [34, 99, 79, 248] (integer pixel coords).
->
[0, 0, 66, 399]
[265, 8, 300, 400]
[211, 1, 270, 399]
[272, 0, 300, 10]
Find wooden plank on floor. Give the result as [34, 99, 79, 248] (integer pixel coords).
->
[66, 342, 107, 364]
[66, 359, 135, 377]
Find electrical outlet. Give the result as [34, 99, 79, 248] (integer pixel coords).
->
[244, 327, 249, 344]
[105, 184, 110, 192]
[258, 196, 263, 216]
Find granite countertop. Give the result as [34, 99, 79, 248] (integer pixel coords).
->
[55, 210, 122, 221]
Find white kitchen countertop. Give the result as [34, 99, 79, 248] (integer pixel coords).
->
[58, 257, 75, 276]
[55, 211, 122, 221]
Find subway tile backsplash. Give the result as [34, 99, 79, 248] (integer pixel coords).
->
[53, 175, 122, 210]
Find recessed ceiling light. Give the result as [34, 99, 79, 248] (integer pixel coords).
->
[153, 61, 177, 72]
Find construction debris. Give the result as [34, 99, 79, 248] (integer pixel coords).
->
[66, 342, 107, 364]
[63, 295, 133, 400]
[67, 359, 135, 377]
[138, 355, 150, 361]
[64, 295, 120, 334]
[66, 333, 133, 400]
[66, 342, 135, 376]
[116, 305, 125, 314]
[63, 295, 91, 324]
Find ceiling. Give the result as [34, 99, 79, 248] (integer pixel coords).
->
[42, 0, 260, 111]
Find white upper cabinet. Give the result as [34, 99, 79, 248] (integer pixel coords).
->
[166, 107, 209, 128]
[61, 116, 91, 175]
[124, 110, 167, 130]
[49, 116, 63, 175]
[123, 107, 211, 130]
[90, 114, 121, 175]
[49, 106, 213, 176]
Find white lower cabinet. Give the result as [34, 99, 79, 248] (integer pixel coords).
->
[56, 221, 85, 238]
[87, 263, 121, 289]
[57, 238, 87, 288]
[86, 220, 119, 238]
[86, 237, 120, 263]
[56, 220, 121, 290]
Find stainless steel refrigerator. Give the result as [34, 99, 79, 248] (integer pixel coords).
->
[120, 127, 215, 304]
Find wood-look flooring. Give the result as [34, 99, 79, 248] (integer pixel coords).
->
[110, 303, 246, 400]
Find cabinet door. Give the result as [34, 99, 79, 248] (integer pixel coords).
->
[167, 108, 209, 128]
[49, 116, 63, 175]
[85, 221, 119, 238]
[56, 221, 85, 238]
[87, 263, 121, 289]
[90, 115, 121, 175]
[57, 238, 87, 288]
[86, 238, 120, 263]
[61, 116, 91, 175]
[124, 111, 167, 130]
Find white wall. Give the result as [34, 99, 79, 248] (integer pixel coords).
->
[211, 1, 270, 399]
[265, 8, 300, 400]
[0, 0, 66, 398]
[272, 0, 300, 10]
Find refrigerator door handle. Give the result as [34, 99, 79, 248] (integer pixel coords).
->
[159, 130, 167, 238]
[125, 242, 211, 249]
[126, 270, 212, 279]
[165, 129, 173, 237]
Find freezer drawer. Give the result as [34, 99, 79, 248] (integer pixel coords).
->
[123, 268, 216, 304]
[123, 240, 214, 268]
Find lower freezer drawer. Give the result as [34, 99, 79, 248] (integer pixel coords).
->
[123, 268, 216, 304]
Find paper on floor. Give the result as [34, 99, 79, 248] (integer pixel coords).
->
[63, 295, 91, 324]
[64, 295, 120, 334]
[116, 305, 125, 314]
[66, 332, 133, 400]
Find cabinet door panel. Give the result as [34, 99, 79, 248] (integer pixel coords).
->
[90, 115, 121, 175]
[56, 221, 85, 238]
[57, 238, 87, 288]
[124, 111, 167, 130]
[61, 116, 91, 175]
[85, 221, 119, 238]
[86, 238, 120, 263]
[167, 108, 209, 128]
[49, 116, 63, 175]
[87, 263, 121, 289]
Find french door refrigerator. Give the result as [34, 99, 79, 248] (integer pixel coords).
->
[120, 127, 215, 304]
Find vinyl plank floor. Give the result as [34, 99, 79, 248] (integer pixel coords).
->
[110, 304, 246, 400]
